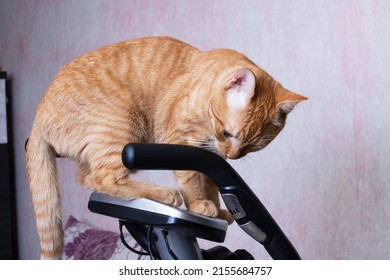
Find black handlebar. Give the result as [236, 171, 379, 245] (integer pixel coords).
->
[122, 143, 301, 260]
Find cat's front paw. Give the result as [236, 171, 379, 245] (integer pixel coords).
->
[187, 199, 218, 217]
[218, 209, 234, 225]
[163, 188, 183, 207]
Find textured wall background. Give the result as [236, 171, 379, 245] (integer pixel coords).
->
[1, 0, 389, 259]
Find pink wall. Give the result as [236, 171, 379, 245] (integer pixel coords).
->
[1, 0, 390, 259]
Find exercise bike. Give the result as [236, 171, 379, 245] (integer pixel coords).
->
[88, 143, 301, 260]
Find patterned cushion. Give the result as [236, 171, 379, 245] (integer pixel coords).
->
[62, 215, 148, 260]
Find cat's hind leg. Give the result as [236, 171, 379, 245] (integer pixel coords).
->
[76, 161, 94, 187]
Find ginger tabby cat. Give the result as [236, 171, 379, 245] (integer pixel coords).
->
[26, 36, 307, 259]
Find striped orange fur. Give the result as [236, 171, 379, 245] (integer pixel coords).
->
[26, 36, 306, 259]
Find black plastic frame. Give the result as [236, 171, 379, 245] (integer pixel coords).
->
[121, 143, 301, 260]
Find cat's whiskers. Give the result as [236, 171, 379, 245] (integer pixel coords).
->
[246, 153, 261, 167]
[183, 137, 222, 157]
[257, 134, 277, 149]
[236, 157, 248, 171]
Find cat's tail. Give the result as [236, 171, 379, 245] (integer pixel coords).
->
[26, 130, 63, 260]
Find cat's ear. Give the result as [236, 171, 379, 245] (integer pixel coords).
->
[276, 90, 307, 114]
[225, 68, 256, 110]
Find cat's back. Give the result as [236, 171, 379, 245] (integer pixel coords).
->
[37, 37, 199, 116]
[59, 36, 198, 85]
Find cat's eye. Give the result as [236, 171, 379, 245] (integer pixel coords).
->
[223, 129, 234, 138]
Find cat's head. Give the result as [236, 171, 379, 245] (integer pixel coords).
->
[208, 68, 307, 159]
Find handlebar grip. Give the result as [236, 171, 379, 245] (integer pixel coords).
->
[122, 143, 243, 187]
[122, 143, 301, 260]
